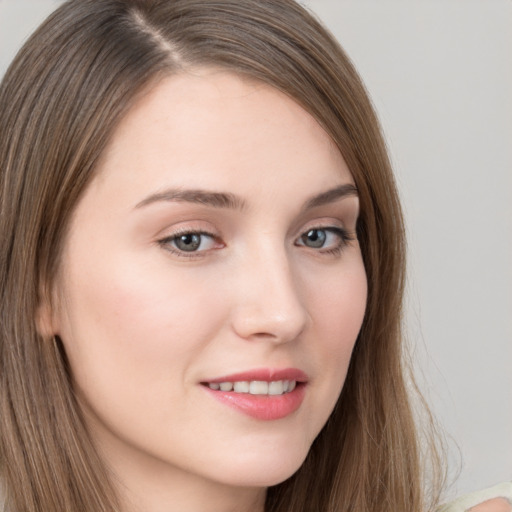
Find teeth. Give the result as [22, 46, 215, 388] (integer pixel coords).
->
[268, 381, 284, 395]
[208, 380, 297, 395]
[250, 381, 268, 394]
[233, 381, 249, 393]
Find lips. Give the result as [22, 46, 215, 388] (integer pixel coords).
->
[201, 368, 308, 421]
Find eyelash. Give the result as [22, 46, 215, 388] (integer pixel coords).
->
[158, 225, 355, 259]
[296, 226, 355, 256]
[158, 228, 221, 259]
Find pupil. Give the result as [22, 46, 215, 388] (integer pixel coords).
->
[176, 234, 201, 251]
[305, 229, 326, 248]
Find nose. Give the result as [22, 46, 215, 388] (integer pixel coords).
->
[229, 247, 309, 343]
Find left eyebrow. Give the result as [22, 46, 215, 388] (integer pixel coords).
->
[134, 188, 246, 211]
[301, 183, 358, 211]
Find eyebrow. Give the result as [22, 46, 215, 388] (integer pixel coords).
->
[135, 189, 246, 210]
[301, 183, 358, 211]
[134, 183, 358, 211]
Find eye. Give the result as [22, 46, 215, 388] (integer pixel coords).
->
[159, 230, 220, 255]
[296, 227, 352, 254]
[300, 229, 328, 248]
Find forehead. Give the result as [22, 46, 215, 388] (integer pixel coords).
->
[90, 69, 352, 203]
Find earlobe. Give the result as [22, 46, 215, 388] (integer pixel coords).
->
[35, 302, 55, 339]
[35, 288, 60, 339]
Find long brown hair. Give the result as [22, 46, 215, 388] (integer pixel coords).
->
[0, 1, 442, 510]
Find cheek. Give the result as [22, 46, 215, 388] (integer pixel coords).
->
[57, 251, 227, 398]
[56, 253, 234, 454]
[309, 256, 367, 343]
[303, 256, 367, 407]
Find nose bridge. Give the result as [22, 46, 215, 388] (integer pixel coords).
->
[230, 240, 308, 342]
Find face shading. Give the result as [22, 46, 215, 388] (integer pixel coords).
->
[46, 69, 367, 509]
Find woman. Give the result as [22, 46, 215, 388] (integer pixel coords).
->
[0, 0, 508, 511]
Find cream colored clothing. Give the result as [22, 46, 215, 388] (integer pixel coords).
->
[440, 483, 512, 512]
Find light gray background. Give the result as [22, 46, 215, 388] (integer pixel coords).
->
[1, 0, 510, 502]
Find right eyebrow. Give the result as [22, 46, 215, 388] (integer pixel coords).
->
[301, 183, 358, 211]
[134, 188, 247, 211]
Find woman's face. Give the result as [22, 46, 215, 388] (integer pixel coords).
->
[47, 70, 367, 498]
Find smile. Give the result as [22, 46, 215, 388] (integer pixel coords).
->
[207, 380, 297, 395]
[202, 368, 307, 420]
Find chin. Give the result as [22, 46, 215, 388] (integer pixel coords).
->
[208, 440, 310, 488]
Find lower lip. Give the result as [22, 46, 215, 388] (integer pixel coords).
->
[202, 384, 306, 420]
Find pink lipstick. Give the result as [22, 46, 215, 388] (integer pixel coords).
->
[201, 368, 307, 421]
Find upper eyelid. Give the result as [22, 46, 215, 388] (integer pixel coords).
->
[158, 229, 219, 246]
[157, 231, 221, 259]
[296, 226, 352, 242]
[156, 222, 219, 240]
[293, 219, 349, 236]
[158, 221, 350, 240]
[155, 215, 355, 246]
[161, 227, 217, 237]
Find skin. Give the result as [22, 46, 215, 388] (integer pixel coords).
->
[42, 69, 367, 512]
[470, 499, 512, 512]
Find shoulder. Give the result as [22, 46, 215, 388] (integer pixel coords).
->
[439, 483, 512, 512]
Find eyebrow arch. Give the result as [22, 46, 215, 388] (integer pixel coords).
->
[134, 183, 358, 212]
[302, 183, 358, 211]
[134, 188, 246, 211]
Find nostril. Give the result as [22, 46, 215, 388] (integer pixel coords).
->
[251, 332, 279, 339]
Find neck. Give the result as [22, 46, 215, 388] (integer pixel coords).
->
[93, 426, 266, 512]
[116, 463, 266, 512]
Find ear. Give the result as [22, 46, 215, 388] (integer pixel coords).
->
[35, 286, 60, 339]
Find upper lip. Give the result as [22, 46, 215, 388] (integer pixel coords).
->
[203, 367, 308, 384]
